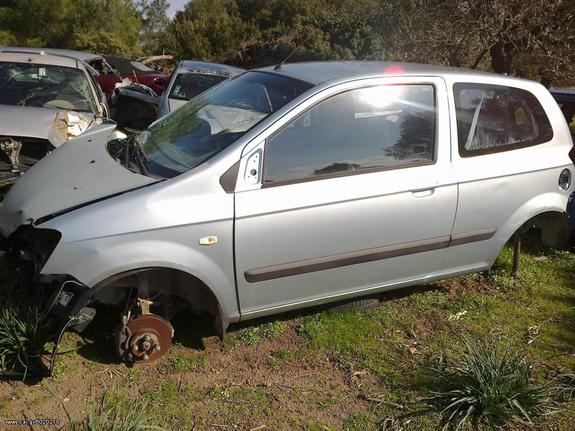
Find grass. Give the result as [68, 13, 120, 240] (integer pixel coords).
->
[0, 280, 54, 375]
[422, 337, 557, 430]
[65, 393, 165, 431]
[1, 233, 575, 429]
[238, 319, 287, 345]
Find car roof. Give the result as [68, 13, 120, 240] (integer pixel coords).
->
[176, 60, 245, 77]
[0, 49, 88, 69]
[254, 61, 515, 85]
[551, 88, 575, 103]
[0, 46, 101, 62]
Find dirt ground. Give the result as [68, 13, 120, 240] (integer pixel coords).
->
[2, 242, 575, 430]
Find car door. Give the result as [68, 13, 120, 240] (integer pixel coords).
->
[234, 76, 457, 318]
[445, 79, 562, 273]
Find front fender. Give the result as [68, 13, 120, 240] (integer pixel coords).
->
[40, 225, 239, 321]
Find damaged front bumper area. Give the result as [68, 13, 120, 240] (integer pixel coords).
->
[1, 225, 95, 375]
[2, 225, 61, 279]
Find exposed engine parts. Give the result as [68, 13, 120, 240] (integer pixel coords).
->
[0, 137, 22, 173]
[0, 136, 52, 188]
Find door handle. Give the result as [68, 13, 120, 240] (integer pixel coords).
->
[410, 183, 437, 197]
[411, 188, 435, 197]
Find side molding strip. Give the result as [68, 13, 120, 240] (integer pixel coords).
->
[244, 228, 496, 283]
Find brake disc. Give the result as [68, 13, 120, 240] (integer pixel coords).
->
[119, 314, 173, 364]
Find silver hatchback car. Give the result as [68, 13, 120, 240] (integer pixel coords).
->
[1, 62, 573, 367]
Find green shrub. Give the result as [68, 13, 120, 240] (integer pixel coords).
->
[0, 303, 52, 374]
[424, 338, 556, 430]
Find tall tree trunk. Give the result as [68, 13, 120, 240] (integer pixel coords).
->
[489, 40, 514, 74]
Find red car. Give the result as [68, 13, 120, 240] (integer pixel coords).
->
[104, 56, 168, 96]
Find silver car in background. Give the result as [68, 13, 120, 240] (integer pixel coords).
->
[111, 61, 244, 130]
[0, 62, 572, 368]
[158, 60, 245, 118]
[0, 48, 107, 187]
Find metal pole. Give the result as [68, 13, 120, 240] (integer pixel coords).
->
[511, 234, 521, 277]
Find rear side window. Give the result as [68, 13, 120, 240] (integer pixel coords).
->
[264, 84, 436, 185]
[454, 83, 553, 157]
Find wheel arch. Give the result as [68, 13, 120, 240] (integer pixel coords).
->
[495, 197, 569, 258]
[90, 266, 230, 339]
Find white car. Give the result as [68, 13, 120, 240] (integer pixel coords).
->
[0, 48, 108, 188]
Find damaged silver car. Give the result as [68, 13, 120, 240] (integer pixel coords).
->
[0, 62, 573, 372]
[0, 48, 107, 187]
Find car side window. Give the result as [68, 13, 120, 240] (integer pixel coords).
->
[263, 84, 436, 185]
[454, 83, 553, 157]
[557, 101, 575, 138]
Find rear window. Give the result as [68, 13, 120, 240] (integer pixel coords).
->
[169, 73, 228, 101]
[454, 83, 553, 157]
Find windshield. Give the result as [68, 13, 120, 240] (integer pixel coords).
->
[130, 71, 312, 178]
[0, 62, 97, 112]
[169, 73, 229, 101]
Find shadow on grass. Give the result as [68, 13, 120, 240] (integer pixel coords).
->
[226, 283, 446, 337]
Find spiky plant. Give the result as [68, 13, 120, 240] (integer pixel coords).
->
[66, 395, 165, 431]
[425, 339, 556, 430]
[0, 303, 52, 374]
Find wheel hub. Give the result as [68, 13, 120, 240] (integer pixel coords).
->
[120, 314, 173, 363]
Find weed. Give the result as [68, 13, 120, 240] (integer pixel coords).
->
[423, 337, 557, 430]
[146, 381, 180, 405]
[261, 320, 286, 339]
[305, 424, 338, 431]
[239, 319, 287, 345]
[65, 393, 165, 431]
[0, 303, 52, 374]
[271, 348, 293, 361]
[239, 326, 262, 345]
[164, 352, 206, 373]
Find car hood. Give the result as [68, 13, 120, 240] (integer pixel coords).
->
[0, 104, 97, 146]
[0, 124, 158, 236]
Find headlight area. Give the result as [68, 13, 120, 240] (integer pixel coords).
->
[1, 226, 96, 329]
[1, 226, 97, 376]
[2, 225, 62, 279]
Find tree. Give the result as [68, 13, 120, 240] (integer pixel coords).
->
[162, 0, 260, 60]
[70, 0, 143, 56]
[0, 0, 142, 56]
[136, 0, 170, 52]
[386, 0, 575, 87]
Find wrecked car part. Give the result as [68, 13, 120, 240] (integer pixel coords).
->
[52, 110, 93, 143]
[110, 82, 159, 130]
[0, 137, 22, 172]
[0, 125, 158, 235]
[118, 314, 173, 363]
[116, 296, 173, 364]
[2, 225, 62, 278]
[0, 50, 106, 190]
[0, 111, 93, 188]
[0, 136, 53, 188]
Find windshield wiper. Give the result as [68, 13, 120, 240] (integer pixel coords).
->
[132, 140, 149, 175]
[119, 135, 146, 175]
